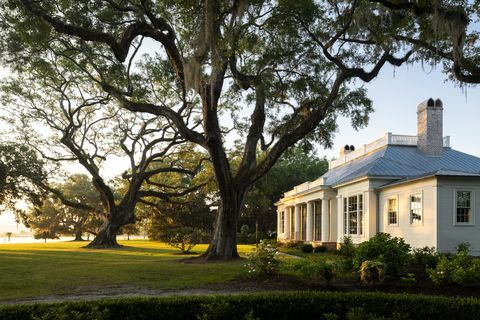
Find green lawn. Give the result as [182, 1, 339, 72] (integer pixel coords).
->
[0, 240, 255, 301]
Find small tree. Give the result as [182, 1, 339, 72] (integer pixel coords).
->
[5, 232, 12, 242]
[28, 200, 64, 243]
[162, 227, 204, 254]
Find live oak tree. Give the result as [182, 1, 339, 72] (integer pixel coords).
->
[3, 0, 416, 258]
[368, 1, 480, 85]
[54, 174, 103, 241]
[1, 60, 206, 248]
[27, 198, 63, 243]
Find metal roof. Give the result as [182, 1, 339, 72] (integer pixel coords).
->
[319, 145, 480, 187]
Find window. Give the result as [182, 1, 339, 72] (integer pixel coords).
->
[387, 197, 398, 225]
[456, 191, 473, 224]
[410, 193, 422, 225]
[280, 211, 285, 233]
[314, 200, 322, 241]
[343, 194, 363, 235]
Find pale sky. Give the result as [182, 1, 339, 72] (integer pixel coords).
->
[1, 58, 480, 231]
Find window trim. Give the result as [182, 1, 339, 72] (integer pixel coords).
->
[453, 189, 475, 226]
[409, 191, 424, 226]
[386, 195, 399, 227]
[343, 193, 364, 236]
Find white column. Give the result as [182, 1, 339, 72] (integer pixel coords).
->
[306, 201, 314, 242]
[277, 209, 281, 236]
[285, 207, 291, 239]
[321, 198, 330, 242]
[294, 204, 301, 240]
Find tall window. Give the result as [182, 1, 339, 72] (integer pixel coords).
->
[410, 193, 422, 224]
[280, 211, 285, 233]
[456, 191, 472, 224]
[343, 194, 363, 235]
[314, 200, 322, 241]
[387, 198, 398, 225]
[300, 204, 307, 241]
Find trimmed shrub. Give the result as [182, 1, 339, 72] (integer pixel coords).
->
[244, 240, 279, 277]
[314, 245, 328, 253]
[354, 233, 410, 278]
[2, 292, 480, 320]
[359, 260, 386, 286]
[301, 243, 314, 253]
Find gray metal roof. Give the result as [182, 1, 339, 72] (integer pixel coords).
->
[321, 146, 480, 187]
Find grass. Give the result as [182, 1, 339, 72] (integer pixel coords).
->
[0, 240, 255, 301]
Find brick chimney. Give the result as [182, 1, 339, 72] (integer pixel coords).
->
[417, 98, 443, 155]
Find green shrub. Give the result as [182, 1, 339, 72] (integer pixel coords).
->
[338, 236, 356, 259]
[244, 240, 279, 277]
[359, 260, 386, 286]
[287, 256, 335, 285]
[411, 246, 438, 269]
[354, 233, 410, 278]
[301, 243, 313, 253]
[456, 242, 471, 254]
[314, 245, 328, 253]
[427, 250, 480, 285]
[399, 274, 417, 286]
[2, 292, 480, 320]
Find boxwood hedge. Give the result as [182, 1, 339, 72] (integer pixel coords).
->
[1, 291, 480, 320]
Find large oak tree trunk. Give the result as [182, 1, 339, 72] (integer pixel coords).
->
[204, 187, 247, 260]
[73, 229, 84, 241]
[86, 208, 133, 248]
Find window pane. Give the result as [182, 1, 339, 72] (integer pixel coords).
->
[456, 191, 472, 223]
[410, 194, 422, 224]
[388, 198, 397, 225]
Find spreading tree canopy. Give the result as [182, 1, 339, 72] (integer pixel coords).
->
[6, 0, 470, 258]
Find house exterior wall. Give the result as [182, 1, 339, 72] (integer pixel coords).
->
[437, 176, 480, 255]
[378, 177, 438, 249]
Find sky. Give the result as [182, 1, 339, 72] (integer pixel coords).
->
[1, 57, 480, 231]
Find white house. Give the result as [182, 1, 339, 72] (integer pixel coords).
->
[275, 98, 480, 254]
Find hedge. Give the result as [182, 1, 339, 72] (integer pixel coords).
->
[1, 291, 480, 320]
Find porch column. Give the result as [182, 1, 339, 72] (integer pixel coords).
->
[306, 201, 314, 242]
[284, 206, 291, 239]
[294, 204, 301, 240]
[321, 198, 330, 242]
[277, 208, 281, 236]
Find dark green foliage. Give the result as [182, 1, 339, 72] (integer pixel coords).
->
[314, 245, 328, 253]
[301, 243, 314, 253]
[0, 143, 46, 211]
[338, 236, 356, 270]
[411, 247, 439, 269]
[288, 257, 335, 285]
[2, 292, 480, 320]
[427, 246, 480, 286]
[354, 233, 411, 278]
[240, 148, 328, 236]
